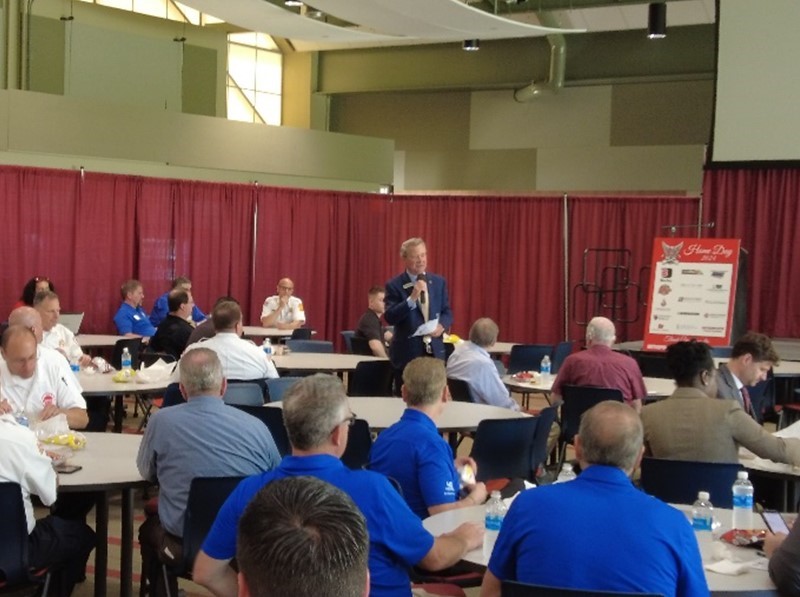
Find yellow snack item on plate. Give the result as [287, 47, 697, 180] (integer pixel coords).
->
[41, 432, 87, 450]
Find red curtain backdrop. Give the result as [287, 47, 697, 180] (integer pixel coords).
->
[703, 167, 800, 338]
[253, 191, 565, 348]
[567, 196, 702, 343]
[0, 164, 721, 347]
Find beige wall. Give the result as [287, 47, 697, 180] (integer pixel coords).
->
[0, 89, 393, 190]
[1, 1, 395, 190]
[330, 79, 712, 193]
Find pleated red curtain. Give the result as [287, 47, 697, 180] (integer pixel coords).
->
[253, 191, 565, 347]
[567, 195, 702, 343]
[703, 167, 800, 337]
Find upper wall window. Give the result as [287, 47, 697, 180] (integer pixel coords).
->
[227, 33, 282, 126]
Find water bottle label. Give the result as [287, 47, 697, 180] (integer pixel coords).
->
[485, 516, 503, 532]
[692, 517, 713, 531]
[732, 495, 753, 509]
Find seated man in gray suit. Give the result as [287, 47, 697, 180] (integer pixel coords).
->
[716, 332, 779, 419]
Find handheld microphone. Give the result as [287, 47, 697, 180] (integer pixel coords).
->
[418, 273, 427, 305]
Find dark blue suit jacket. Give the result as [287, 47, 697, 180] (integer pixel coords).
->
[384, 271, 453, 370]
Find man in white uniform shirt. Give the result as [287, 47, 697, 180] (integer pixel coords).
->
[0, 414, 95, 595]
[0, 315, 88, 429]
[34, 290, 92, 367]
[185, 300, 279, 381]
[260, 278, 306, 330]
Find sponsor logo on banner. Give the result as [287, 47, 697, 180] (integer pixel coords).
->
[681, 269, 703, 275]
[711, 271, 726, 278]
[658, 284, 672, 295]
[678, 297, 702, 303]
[678, 312, 700, 316]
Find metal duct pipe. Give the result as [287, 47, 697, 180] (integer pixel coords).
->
[514, 12, 566, 102]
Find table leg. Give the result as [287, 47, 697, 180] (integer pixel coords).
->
[448, 431, 459, 458]
[113, 395, 124, 433]
[120, 488, 135, 597]
[94, 492, 109, 597]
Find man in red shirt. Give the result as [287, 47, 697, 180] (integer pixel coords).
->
[551, 316, 647, 412]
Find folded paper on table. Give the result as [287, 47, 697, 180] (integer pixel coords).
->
[704, 559, 754, 576]
[136, 358, 177, 383]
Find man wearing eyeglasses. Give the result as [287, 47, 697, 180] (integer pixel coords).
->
[194, 374, 482, 597]
[260, 278, 306, 330]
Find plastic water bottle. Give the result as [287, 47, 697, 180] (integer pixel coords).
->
[121, 347, 132, 377]
[483, 490, 507, 560]
[691, 491, 714, 531]
[555, 463, 577, 483]
[731, 471, 754, 530]
[262, 339, 273, 357]
[692, 491, 714, 553]
[540, 355, 551, 379]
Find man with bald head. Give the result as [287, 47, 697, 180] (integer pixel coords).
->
[137, 348, 279, 593]
[551, 316, 647, 411]
[260, 278, 306, 330]
[0, 314, 88, 429]
[481, 401, 707, 597]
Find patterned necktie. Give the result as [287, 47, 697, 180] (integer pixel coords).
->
[740, 386, 752, 416]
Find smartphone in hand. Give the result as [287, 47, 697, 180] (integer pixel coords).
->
[54, 463, 83, 474]
[762, 510, 791, 535]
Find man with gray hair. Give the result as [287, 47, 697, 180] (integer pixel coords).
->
[137, 348, 280, 595]
[194, 373, 482, 597]
[385, 237, 453, 393]
[446, 317, 519, 410]
[481, 401, 708, 597]
[35, 290, 92, 367]
[236, 476, 370, 597]
[371, 357, 488, 518]
[551, 316, 647, 411]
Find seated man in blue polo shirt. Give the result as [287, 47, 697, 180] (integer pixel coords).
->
[481, 401, 708, 597]
[193, 373, 483, 597]
[370, 357, 488, 518]
[149, 276, 206, 328]
[113, 278, 156, 338]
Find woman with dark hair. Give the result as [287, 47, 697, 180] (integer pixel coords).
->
[11, 276, 56, 311]
[641, 340, 800, 465]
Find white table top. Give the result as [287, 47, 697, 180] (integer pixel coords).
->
[486, 342, 518, 355]
[242, 326, 298, 338]
[503, 375, 676, 398]
[423, 502, 776, 593]
[267, 396, 528, 432]
[78, 370, 172, 396]
[58, 432, 146, 492]
[271, 352, 385, 372]
[76, 334, 126, 348]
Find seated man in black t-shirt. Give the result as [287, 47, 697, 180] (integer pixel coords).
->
[354, 286, 392, 358]
[150, 289, 194, 360]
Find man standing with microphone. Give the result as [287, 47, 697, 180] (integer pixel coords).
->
[385, 237, 453, 394]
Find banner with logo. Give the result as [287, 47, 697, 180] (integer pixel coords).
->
[643, 238, 741, 351]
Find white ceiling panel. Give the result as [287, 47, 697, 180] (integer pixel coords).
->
[179, 0, 402, 41]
